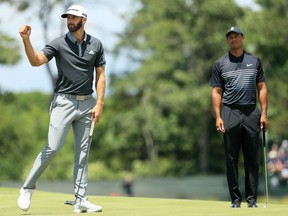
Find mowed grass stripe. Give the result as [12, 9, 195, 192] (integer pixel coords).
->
[0, 187, 287, 216]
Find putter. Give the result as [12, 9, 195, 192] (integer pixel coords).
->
[64, 200, 75, 206]
[262, 126, 268, 208]
[89, 120, 95, 137]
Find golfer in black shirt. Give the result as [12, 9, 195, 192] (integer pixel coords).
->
[210, 27, 268, 208]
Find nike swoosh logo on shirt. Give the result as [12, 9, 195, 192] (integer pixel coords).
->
[247, 64, 253, 67]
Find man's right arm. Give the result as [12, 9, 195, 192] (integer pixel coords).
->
[19, 25, 48, 67]
[212, 87, 225, 133]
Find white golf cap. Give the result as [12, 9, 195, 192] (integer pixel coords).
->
[61, 5, 87, 18]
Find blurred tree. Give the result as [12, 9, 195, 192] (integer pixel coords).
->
[102, 0, 245, 175]
[0, 91, 50, 180]
[241, 0, 288, 141]
[1, 0, 287, 180]
[0, 33, 21, 65]
[0, 0, 66, 91]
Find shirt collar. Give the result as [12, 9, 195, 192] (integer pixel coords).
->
[66, 31, 87, 44]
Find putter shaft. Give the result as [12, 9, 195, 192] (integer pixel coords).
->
[262, 127, 269, 207]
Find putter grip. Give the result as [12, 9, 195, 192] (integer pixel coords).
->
[89, 121, 95, 137]
[262, 126, 266, 147]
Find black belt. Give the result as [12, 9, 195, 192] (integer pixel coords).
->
[224, 103, 255, 109]
[56, 93, 92, 101]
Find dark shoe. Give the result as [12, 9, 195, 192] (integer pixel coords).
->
[230, 201, 241, 208]
[247, 202, 258, 208]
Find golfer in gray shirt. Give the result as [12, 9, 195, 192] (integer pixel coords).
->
[18, 5, 105, 213]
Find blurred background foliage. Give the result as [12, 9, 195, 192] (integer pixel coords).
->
[0, 0, 287, 181]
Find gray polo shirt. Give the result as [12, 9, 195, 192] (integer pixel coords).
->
[42, 32, 106, 95]
[210, 51, 266, 106]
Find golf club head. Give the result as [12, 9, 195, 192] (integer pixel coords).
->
[64, 200, 75, 206]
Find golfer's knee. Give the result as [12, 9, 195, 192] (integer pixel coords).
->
[43, 144, 61, 155]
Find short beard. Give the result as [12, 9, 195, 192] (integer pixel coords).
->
[68, 19, 83, 32]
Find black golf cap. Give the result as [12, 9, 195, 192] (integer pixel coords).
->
[226, 27, 243, 37]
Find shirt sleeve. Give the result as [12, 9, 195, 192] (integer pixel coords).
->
[41, 39, 58, 62]
[256, 57, 266, 83]
[210, 61, 223, 87]
[94, 41, 106, 68]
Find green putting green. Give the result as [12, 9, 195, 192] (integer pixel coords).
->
[1, 187, 287, 216]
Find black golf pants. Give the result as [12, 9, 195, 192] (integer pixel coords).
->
[221, 104, 261, 204]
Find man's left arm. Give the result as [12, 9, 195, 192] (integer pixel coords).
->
[92, 66, 106, 124]
[257, 82, 268, 129]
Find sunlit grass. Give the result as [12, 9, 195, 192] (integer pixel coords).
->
[0, 187, 287, 216]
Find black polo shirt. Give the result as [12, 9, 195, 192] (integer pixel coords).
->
[42, 32, 106, 95]
[210, 51, 266, 106]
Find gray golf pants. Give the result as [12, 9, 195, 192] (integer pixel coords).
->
[23, 93, 96, 200]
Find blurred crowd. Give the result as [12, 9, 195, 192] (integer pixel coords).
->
[267, 139, 288, 187]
